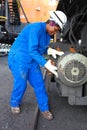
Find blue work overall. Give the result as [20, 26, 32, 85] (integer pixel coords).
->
[8, 22, 51, 112]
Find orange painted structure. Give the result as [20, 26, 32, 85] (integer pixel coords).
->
[19, 0, 58, 23]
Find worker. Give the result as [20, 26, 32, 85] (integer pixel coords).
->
[8, 11, 67, 120]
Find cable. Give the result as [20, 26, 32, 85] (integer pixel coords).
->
[69, 10, 87, 53]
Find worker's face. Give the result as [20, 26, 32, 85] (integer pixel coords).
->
[47, 25, 60, 36]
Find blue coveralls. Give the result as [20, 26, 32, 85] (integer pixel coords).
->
[8, 22, 51, 112]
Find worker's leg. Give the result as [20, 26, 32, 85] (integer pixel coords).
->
[28, 63, 49, 112]
[8, 56, 28, 107]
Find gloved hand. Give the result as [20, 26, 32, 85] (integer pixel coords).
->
[44, 60, 58, 78]
[47, 47, 64, 59]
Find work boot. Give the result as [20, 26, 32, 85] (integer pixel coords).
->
[42, 111, 54, 120]
[11, 107, 20, 114]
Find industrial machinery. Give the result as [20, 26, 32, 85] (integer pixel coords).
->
[51, 0, 87, 105]
[1, 0, 87, 105]
[0, 0, 28, 56]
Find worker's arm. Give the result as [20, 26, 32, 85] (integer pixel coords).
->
[28, 27, 47, 67]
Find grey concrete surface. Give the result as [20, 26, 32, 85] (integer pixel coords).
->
[1, 56, 87, 130]
[0, 56, 37, 130]
[37, 80, 87, 130]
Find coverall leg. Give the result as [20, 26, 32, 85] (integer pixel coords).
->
[28, 62, 49, 112]
[8, 55, 28, 107]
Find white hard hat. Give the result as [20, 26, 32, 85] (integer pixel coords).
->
[49, 11, 67, 30]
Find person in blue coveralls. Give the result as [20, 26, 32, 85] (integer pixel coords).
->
[8, 11, 67, 120]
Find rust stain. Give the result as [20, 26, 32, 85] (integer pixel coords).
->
[69, 47, 76, 53]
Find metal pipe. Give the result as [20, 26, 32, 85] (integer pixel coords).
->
[17, 0, 29, 23]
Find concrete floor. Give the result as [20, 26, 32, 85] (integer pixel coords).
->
[0, 56, 87, 130]
[0, 56, 37, 130]
[38, 82, 87, 130]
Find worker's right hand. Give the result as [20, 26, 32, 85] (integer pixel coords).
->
[47, 47, 64, 59]
[44, 60, 58, 78]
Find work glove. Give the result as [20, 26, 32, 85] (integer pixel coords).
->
[44, 60, 58, 78]
[47, 47, 64, 59]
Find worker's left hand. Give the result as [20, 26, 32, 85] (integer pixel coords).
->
[44, 59, 58, 78]
[47, 47, 64, 59]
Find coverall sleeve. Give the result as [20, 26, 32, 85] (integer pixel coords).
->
[28, 27, 47, 67]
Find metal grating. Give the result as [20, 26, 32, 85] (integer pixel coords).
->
[64, 60, 86, 82]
